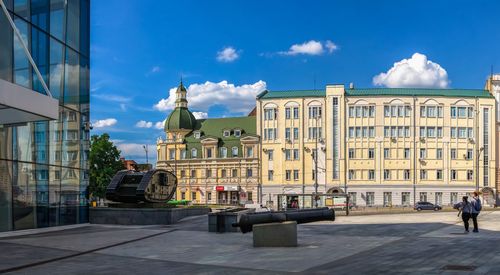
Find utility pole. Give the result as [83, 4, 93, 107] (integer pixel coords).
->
[143, 145, 149, 167]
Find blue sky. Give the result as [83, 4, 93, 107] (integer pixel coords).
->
[90, 0, 500, 163]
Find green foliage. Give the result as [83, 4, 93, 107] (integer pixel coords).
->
[167, 200, 191, 206]
[89, 133, 124, 198]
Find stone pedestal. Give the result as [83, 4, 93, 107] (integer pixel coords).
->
[253, 221, 297, 247]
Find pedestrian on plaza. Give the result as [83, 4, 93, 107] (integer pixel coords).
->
[470, 191, 482, 233]
[453, 196, 473, 233]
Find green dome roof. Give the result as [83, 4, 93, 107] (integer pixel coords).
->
[165, 107, 197, 131]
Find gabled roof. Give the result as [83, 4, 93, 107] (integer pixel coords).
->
[185, 116, 256, 142]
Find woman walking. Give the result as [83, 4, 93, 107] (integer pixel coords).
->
[454, 196, 473, 233]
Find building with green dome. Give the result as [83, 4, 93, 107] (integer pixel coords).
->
[156, 82, 260, 205]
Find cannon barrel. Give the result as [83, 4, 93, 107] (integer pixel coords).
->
[233, 207, 335, 233]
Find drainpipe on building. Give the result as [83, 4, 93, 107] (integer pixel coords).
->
[413, 96, 417, 206]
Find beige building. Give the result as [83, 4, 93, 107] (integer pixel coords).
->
[156, 82, 260, 205]
[257, 86, 497, 208]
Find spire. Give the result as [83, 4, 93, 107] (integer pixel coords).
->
[175, 80, 188, 108]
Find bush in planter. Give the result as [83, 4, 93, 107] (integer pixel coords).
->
[167, 200, 191, 206]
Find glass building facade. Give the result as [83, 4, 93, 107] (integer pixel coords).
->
[0, 0, 90, 231]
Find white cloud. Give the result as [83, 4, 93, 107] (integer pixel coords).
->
[154, 120, 165, 130]
[325, 40, 338, 53]
[92, 94, 132, 103]
[114, 141, 156, 163]
[192, 112, 208, 119]
[373, 53, 450, 88]
[93, 118, 117, 128]
[135, 120, 153, 128]
[216, 47, 239, 62]
[154, 80, 266, 114]
[151, 66, 160, 73]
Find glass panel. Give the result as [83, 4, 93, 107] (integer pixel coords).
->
[0, 8, 13, 82]
[60, 167, 79, 225]
[13, 161, 35, 230]
[31, 26, 49, 94]
[66, 0, 79, 51]
[13, 16, 30, 88]
[0, 160, 13, 232]
[50, 0, 65, 41]
[49, 38, 64, 100]
[63, 47, 80, 108]
[79, 0, 89, 57]
[31, 0, 49, 31]
[14, 0, 29, 19]
[35, 164, 49, 228]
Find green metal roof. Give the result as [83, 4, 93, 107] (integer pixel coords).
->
[346, 88, 493, 98]
[257, 90, 325, 99]
[257, 88, 493, 99]
[183, 116, 257, 158]
[164, 107, 197, 131]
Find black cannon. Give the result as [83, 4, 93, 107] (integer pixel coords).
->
[105, 169, 177, 203]
[232, 207, 335, 233]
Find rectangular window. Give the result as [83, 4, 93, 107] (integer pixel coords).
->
[405, 126, 410, 137]
[285, 149, 291, 160]
[420, 106, 426, 117]
[458, 127, 467, 138]
[268, 170, 274, 181]
[293, 107, 299, 119]
[180, 170, 186, 178]
[384, 169, 390, 180]
[362, 127, 368, 138]
[420, 192, 427, 202]
[436, 192, 443, 206]
[285, 128, 291, 140]
[368, 170, 375, 180]
[437, 170, 443, 180]
[293, 149, 299, 160]
[181, 192, 186, 200]
[467, 107, 474, 118]
[384, 106, 390, 117]
[221, 169, 227, 178]
[232, 169, 238, 178]
[349, 127, 355, 138]
[309, 106, 322, 119]
[355, 106, 362, 117]
[268, 150, 274, 161]
[383, 192, 392, 207]
[437, 106, 443, 117]
[369, 106, 375, 117]
[384, 126, 390, 137]
[349, 192, 357, 206]
[348, 148, 355, 159]
[405, 106, 411, 117]
[467, 149, 473, 160]
[404, 169, 410, 180]
[468, 128, 473, 139]
[192, 192, 197, 200]
[436, 149, 443, 159]
[293, 128, 299, 140]
[369, 127, 375, 138]
[420, 169, 427, 180]
[207, 192, 212, 201]
[368, 148, 375, 159]
[312, 169, 316, 180]
[363, 106, 369, 117]
[285, 107, 291, 119]
[420, 127, 426, 137]
[293, 170, 299, 180]
[458, 107, 467, 118]
[402, 192, 411, 206]
[404, 148, 410, 159]
[427, 127, 435, 138]
[219, 148, 227, 158]
[348, 170, 355, 180]
[451, 149, 456, 159]
[285, 170, 291, 181]
[169, 149, 175, 160]
[451, 127, 457, 138]
[437, 127, 443, 138]
[246, 168, 253, 178]
[398, 127, 404, 137]
[420, 148, 426, 159]
[206, 148, 213, 158]
[349, 106, 355, 117]
[191, 170, 196, 178]
[450, 192, 458, 204]
[366, 192, 375, 206]
[427, 106, 436, 117]
[248, 192, 253, 201]
[384, 148, 390, 159]
[355, 127, 361, 138]
[451, 107, 457, 118]
[467, 170, 473, 181]
[206, 169, 212, 178]
[246, 147, 254, 158]
[391, 106, 397, 117]
[451, 169, 457, 180]
[232, 147, 239, 157]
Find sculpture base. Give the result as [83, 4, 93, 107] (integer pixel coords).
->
[89, 207, 210, 225]
[253, 221, 298, 247]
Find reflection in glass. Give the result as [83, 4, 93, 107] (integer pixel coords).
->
[50, 0, 65, 41]
[0, 160, 13, 231]
[49, 38, 64, 100]
[31, 27, 49, 94]
[31, 0, 49, 31]
[64, 48, 79, 108]
[13, 17, 30, 88]
[13, 161, 35, 230]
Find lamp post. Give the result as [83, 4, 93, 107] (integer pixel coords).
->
[143, 145, 149, 166]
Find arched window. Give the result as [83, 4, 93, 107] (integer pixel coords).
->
[191, 148, 198, 158]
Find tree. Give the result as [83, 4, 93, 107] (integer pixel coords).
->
[89, 133, 125, 198]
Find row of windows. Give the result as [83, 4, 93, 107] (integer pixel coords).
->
[348, 148, 473, 160]
[349, 106, 376, 118]
[267, 169, 318, 181]
[263, 106, 323, 120]
[180, 191, 254, 202]
[263, 127, 322, 140]
[349, 127, 375, 138]
[384, 105, 411, 117]
[348, 169, 474, 181]
[168, 146, 254, 160]
[350, 126, 473, 139]
[349, 191, 459, 207]
[419, 106, 444, 118]
[384, 126, 411, 138]
[178, 168, 254, 178]
[450, 127, 474, 139]
[192, 129, 242, 139]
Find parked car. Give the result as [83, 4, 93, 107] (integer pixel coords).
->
[414, 201, 442, 211]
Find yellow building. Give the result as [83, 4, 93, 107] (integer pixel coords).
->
[156, 82, 260, 205]
[257, 86, 497, 208]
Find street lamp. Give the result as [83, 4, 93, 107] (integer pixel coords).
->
[143, 145, 149, 166]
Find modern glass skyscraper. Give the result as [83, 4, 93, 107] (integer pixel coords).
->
[0, 0, 90, 231]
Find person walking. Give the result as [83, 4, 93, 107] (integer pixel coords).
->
[470, 191, 482, 233]
[454, 196, 473, 233]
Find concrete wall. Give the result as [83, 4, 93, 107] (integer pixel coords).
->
[89, 207, 210, 225]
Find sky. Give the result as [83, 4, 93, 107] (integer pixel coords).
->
[89, 0, 500, 163]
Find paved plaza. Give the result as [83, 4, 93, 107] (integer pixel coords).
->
[0, 211, 499, 274]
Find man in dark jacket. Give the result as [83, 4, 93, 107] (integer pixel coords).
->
[470, 191, 482, 233]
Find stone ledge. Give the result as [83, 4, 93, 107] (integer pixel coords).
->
[90, 207, 210, 225]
